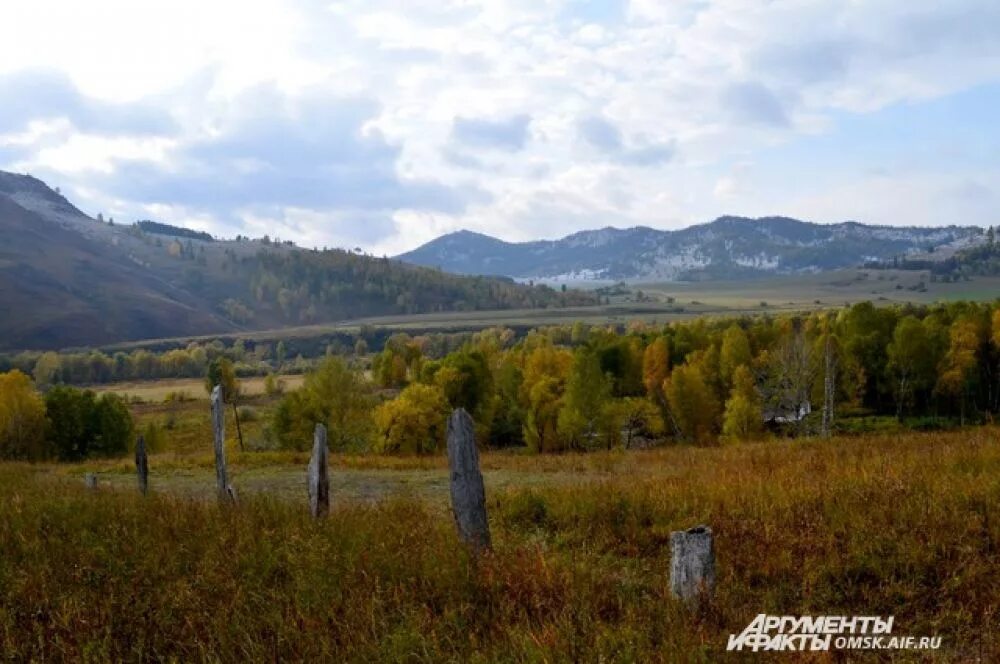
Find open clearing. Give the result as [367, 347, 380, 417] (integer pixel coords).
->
[93, 373, 305, 402]
[2, 427, 998, 660]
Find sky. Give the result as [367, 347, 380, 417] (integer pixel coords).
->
[1, 0, 998, 255]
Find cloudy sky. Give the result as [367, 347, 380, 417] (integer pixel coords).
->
[1, 1, 998, 254]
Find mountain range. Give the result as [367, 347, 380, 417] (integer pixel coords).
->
[0, 171, 591, 351]
[397, 217, 984, 281]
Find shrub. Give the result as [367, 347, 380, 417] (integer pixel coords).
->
[44, 386, 133, 461]
[373, 383, 450, 454]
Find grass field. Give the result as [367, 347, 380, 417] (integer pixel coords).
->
[2, 427, 998, 661]
[93, 373, 306, 403]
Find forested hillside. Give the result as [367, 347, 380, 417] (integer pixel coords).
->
[0, 171, 596, 351]
[870, 226, 1000, 281]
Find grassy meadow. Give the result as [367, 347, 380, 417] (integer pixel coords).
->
[1, 415, 998, 660]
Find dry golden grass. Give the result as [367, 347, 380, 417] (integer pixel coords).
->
[1, 428, 998, 661]
[93, 374, 305, 403]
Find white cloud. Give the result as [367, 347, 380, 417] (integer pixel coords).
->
[1, 0, 998, 252]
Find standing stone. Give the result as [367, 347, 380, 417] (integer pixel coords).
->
[84, 472, 98, 490]
[447, 408, 490, 551]
[308, 423, 330, 518]
[135, 434, 149, 495]
[670, 525, 716, 604]
[211, 385, 233, 502]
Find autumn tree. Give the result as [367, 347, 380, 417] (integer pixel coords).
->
[0, 370, 47, 460]
[608, 397, 664, 449]
[489, 357, 525, 447]
[886, 316, 937, 418]
[557, 348, 613, 449]
[372, 383, 450, 454]
[719, 324, 752, 391]
[642, 336, 670, 405]
[936, 316, 981, 424]
[992, 308, 1000, 413]
[663, 352, 720, 444]
[722, 366, 764, 442]
[271, 357, 373, 451]
[523, 376, 562, 453]
[760, 329, 814, 434]
[519, 342, 573, 453]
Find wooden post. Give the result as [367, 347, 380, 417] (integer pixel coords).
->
[670, 525, 715, 604]
[84, 472, 97, 490]
[135, 434, 149, 495]
[447, 408, 490, 551]
[211, 385, 233, 502]
[308, 424, 330, 518]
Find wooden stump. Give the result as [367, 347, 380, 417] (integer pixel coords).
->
[670, 525, 715, 604]
[135, 434, 149, 495]
[84, 472, 97, 490]
[308, 423, 330, 518]
[447, 408, 490, 551]
[211, 385, 234, 503]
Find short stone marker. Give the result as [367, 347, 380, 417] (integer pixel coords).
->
[135, 434, 149, 495]
[446, 408, 490, 551]
[211, 385, 235, 503]
[308, 423, 330, 518]
[670, 525, 715, 604]
[84, 472, 97, 490]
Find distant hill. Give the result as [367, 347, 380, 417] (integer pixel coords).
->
[0, 171, 595, 351]
[397, 217, 984, 281]
[867, 226, 1000, 281]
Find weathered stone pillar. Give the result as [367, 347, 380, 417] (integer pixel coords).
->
[308, 423, 330, 518]
[84, 472, 97, 490]
[211, 385, 233, 502]
[670, 525, 715, 603]
[447, 408, 490, 551]
[135, 434, 149, 495]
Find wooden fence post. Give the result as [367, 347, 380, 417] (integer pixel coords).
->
[447, 408, 490, 551]
[211, 385, 235, 503]
[670, 525, 715, 604]
[136, 434, 149, 495]
[308, 423, 330, 518]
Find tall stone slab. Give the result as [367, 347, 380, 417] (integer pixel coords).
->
[211, 385, 232, 502]
[670, 525, 715, 604]
[446, 408, 490, 551]
[135, 434, 149, 495]
[308, 423, 330, 518]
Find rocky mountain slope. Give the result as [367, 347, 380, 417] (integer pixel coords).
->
[397, 216, 983, 281]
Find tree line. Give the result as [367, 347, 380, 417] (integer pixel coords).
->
[269, 300, 1000, 454]
[0, 372, 133, 461]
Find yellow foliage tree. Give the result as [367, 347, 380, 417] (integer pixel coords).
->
[641, 337, 670, 404]
[936, 316, 981, 424]
[719, 324, 752, 390]
[518, 342, 573, 453]
[373, 383, 450, 455]
[0, 370, 48, 460]
[722, 365, 764, 442]
[663, 352, 720, 444]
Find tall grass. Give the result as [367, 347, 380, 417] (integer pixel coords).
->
[1, 428, 998, 661]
